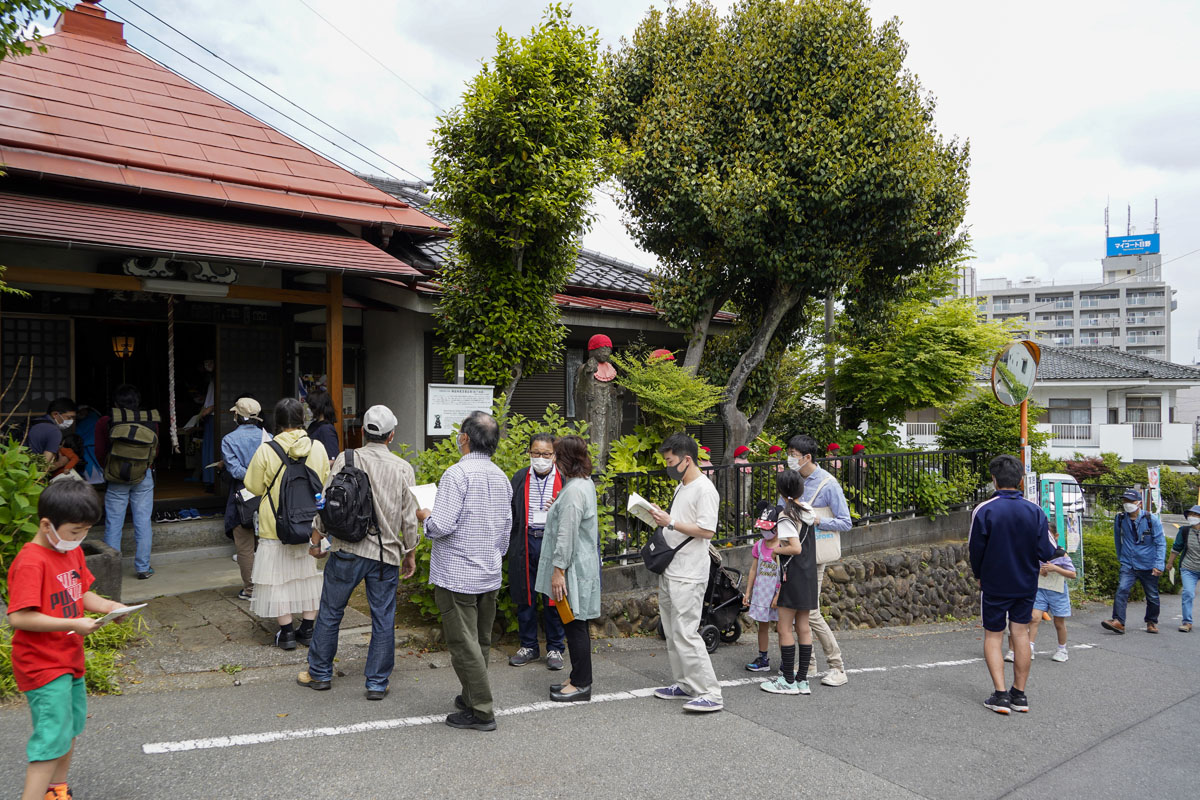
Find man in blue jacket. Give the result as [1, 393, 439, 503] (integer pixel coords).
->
[1102, 489, 1166, 635]
[969, 455, 1057, 715]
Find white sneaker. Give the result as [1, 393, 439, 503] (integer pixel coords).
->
[1030, 643, 1036, 660]
[1004, 649, 1015, 663]
[1051, 648, 1069, 663]
[797, 680, 812, 695]
[820, 668, 848, 687]
[761, 675, 800, 695]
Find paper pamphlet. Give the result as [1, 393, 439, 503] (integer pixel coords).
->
[181, 414, 200, 431]
[204, 461, 222, 470]
[238, 487, 256, 502]
[1037, 572, 1066, 593]
[409, 483, 438, 510]
[66, 604, 149, 635]
[626, 492, 658, 527]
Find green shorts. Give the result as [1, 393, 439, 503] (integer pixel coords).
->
[24, 674, 87, 762]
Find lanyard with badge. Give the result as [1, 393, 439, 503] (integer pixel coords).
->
[529, 471, 552, 528]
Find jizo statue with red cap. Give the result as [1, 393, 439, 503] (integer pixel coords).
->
[574, 334, 622, 469]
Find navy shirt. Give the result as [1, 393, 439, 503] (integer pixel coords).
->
[307, 419, 339, 461]
[26, 416, 61, 457]
[969, 489, 1056, 599]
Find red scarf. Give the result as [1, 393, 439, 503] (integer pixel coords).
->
[523, 467, 562, 605]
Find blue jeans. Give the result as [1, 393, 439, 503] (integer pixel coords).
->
[515, 534, 565, 652]
[1112, 564, 1160, 624]
[1181, 568, 1200, 625]
[103, 470, 155, 573]
[307, 551, 399, 692]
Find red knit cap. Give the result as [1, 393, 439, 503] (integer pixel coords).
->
[649, 348, 675, 361]
[852, 444, 865, 455]
[768, 445, 783, 454]
[827, 442, 840, 452]
[733, 445, 750, 457]
[588, 334, 613, 351]
[700, 446, 711, 454]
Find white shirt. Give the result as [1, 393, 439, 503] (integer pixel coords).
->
[663, 474, 720, 583]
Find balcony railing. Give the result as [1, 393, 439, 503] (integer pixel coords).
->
[1053, 318, 1073, 328]
[1053, 300, 1074, 309]
[1079, 336, 1117, 346]
[1050, 423, 1096, 444]
[1129, 421, 1162, 439]
[906, 422, 939, 438]
[1127, 334, 1163, 344]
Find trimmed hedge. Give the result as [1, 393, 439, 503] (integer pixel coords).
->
[1080, 529, 1182, 600]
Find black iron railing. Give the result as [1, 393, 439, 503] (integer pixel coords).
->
[600, 449, 994, 563]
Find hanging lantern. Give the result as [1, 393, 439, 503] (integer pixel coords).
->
[112, 335, 136, 359]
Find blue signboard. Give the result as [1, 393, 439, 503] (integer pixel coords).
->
[1106, 234, 1159, 256]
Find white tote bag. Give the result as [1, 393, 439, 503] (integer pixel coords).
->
[806, 477, 842, 564]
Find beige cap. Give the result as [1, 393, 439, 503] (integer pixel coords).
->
[230, 397, 262, 420]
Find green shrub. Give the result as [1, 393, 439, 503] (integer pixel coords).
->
[936, 393, 1052, 456]
[0, 437, 48, 597]
[1080, 522, 1181, 600]
[0, 613, 147, 699]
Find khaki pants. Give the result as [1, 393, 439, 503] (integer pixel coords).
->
[435, 586, 497, 722]
[658, 575, 721, 702]
[232, 525, 255, 591]
[808, 563, 844, 671]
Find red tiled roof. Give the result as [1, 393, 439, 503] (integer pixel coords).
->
[0, 3, 447, 232]
[0, 192, 422, 277]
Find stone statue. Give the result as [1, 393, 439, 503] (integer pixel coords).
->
[574, 334, 622, 469]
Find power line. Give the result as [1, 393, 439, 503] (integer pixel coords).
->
[296, 0, 443, 113]
[114, 0, 427, 183]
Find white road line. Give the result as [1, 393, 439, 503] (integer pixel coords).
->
[141, 643, 1098, 755]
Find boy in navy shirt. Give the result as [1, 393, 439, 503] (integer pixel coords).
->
[969, 455, 1057, 715]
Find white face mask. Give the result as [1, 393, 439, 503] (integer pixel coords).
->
[54, 413, 73, 431]
[530, 457, 553, 474]
[787, 456, 801, 471]
[1123, 503, 1139, 514]
[1188, 517, 1200, 527]
[48, 523, 83, 553]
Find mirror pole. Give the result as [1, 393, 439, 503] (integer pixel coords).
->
[1020, 398, 1028, 448]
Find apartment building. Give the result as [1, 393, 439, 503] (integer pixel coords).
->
[969, 237, 1176, 360]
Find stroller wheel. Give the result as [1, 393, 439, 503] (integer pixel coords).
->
[720, 621, 742, 644]
[699, 624, 720, 654]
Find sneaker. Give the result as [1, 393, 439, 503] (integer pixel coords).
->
[136, 569, 154, 580]
[1030, 646, 1035, 661]
[232, 554, 238, 562]
[797, 680, 811, 695]
[1146, 622, 1159, 634]
[445, 710, 496, 731]
[1051, 647, 1069, 663]
[237, 588, 253, 601]
[821, 668, 848, 687]
[508, 646, 538, 667]
[546, 650, 564, 671]
[1004, 649, 1015, 663]
[653, 684, 693, 700]
[1009, 687, 1029, 712]
[984, 690, 1012, 715]
[1180, 623, 1193, 633]
[296, 670, 330, 690]
[365, 689, 388, 701]
[760, 675, 800, 695]
[275, 626, 297, 650]
[1101, 619, 1126, 634]
[745, 654, 771, 672]
[295, 626, 313, 647]
[44, 784, 71, 800]
[682, 697, 723, 713]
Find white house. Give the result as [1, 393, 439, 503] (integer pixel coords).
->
[900, 346, 1200, 465]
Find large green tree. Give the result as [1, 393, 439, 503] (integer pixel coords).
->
[430, 6, 611, 401]
[603, 0, 970, 457]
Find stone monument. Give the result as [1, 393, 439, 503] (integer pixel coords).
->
[574, 334, 622, 469]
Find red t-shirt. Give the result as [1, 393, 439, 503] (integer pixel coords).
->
[6, 541, 93, 691]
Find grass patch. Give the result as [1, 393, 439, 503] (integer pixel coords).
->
[0, 613, 148, 699]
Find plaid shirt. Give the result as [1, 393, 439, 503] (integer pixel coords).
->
[424, 452, 513, 594]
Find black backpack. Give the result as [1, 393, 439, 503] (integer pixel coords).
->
[265, 440, 323, 545]
[319, 449, 377, 543]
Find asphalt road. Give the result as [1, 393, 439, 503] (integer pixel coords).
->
[0, 598, 1193, 800]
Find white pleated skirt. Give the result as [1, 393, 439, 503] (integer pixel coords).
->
[249, 538, 323, 619]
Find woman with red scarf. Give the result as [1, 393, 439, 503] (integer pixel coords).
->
[506, 433, 566, 669]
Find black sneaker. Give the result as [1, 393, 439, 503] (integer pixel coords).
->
[295, 626, 313, 647]
[984, 690, 1012, 715]
[275, 627, 297, 651]
[1008, 688, 1029, 713]
[445, 710, 496, 731]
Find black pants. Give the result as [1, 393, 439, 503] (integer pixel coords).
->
[564, 618, 592, 688]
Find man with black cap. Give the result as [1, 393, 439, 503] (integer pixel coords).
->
[298, 405, 419, 700]
[1102, 489, 1166, 635]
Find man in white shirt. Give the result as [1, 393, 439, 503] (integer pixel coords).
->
[648, 433, 723, 713]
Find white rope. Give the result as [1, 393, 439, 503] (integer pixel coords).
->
[167, 296, 179, 453]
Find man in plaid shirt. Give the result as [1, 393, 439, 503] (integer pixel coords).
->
[416, 411, 512, 731]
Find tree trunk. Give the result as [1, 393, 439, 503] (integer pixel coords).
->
[719, 284, 799, 458]
[499, 361, 524, 430]
[682, 297, 717, 373]
[824, 291, 836, 417]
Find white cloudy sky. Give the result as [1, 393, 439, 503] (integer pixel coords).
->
[80, 0, 1200, 362]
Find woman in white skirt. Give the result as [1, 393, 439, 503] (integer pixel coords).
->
[244, 397, 329, 649]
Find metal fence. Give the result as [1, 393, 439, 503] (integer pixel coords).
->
[600, 449, 994, 563]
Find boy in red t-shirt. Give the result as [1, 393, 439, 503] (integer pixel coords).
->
[7, 480, 126, 800]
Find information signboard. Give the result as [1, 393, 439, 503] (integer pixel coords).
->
[426, 384, 495, 437]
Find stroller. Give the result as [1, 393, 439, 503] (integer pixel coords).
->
[656, 545, 744, 653]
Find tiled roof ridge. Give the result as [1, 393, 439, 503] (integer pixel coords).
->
[1043, 344, 1151, 376]
[577, 246, 656, 277]
[1039, 344, 1200, 379]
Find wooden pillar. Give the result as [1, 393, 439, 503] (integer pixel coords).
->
[326, 273, 344, 451]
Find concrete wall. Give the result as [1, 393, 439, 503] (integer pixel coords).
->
[363, 307, 431, 450]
